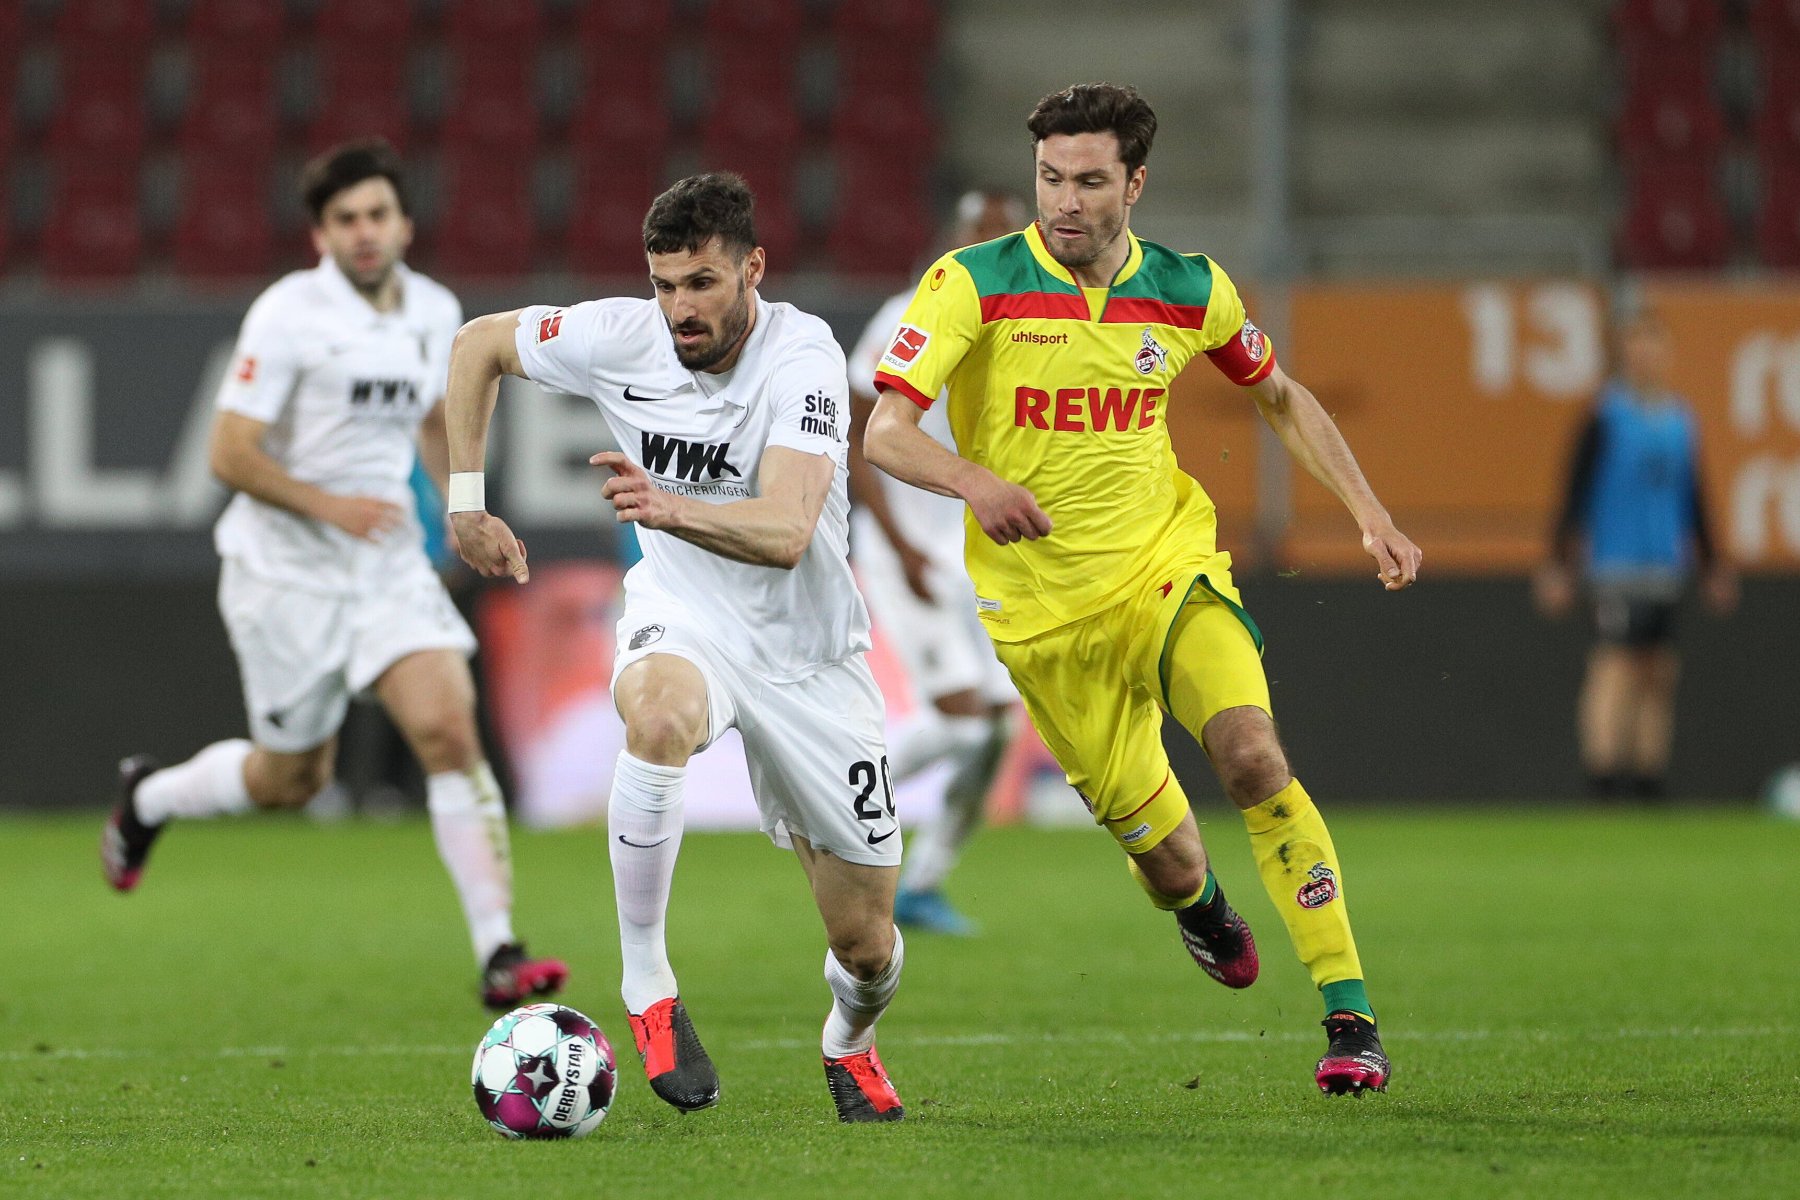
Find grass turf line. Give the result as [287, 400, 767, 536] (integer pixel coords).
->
[2, 809, 1796, 1199]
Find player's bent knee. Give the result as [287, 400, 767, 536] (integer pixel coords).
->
[406, 711, 480, 774]
[829, 925, 897, 980]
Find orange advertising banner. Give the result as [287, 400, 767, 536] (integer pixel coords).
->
[1164, 281, 1800, 576]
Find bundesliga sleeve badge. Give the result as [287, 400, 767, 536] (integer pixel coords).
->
[880, 325, 930, 372]
[537, 311, 565, 343]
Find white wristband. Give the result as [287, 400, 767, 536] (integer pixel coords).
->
[447, 472, 486, 514]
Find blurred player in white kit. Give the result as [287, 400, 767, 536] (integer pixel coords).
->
[100, 142, 568, 1010]
[846, 190, 1027, 936]
[443, 173, 908, 1123]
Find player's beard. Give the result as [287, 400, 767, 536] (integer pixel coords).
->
[336, 247, 399, 299]
[670, 284, 752, 371]
[1037, 210, 1125, 272]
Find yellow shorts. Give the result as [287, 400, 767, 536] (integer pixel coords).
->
[993, 553, 1268, 853]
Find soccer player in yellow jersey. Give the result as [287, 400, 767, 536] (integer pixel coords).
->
[864, 83, 1421, 1095]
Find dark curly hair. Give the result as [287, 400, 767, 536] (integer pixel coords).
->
[642, 172, 758, 259]
[1026, 83, 1158, 175]
[300, 140, 410, 224]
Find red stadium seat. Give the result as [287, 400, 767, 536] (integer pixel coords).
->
[1618, 163, 1731, 269]
[1754, 158, 1800, 267]
[828, 154, 930, 277]
[43, 169, 144, 281]
[1615, 86, 1728, 163]
[173, 162, 271, 280]
[702, 0, 804, 54]
[566, 158, 663, 277]
[434, 161, 536, 279]
[47, 82, 149, 165]
[1749, 0, 1800, 54]
[181, 59, 279, 162]
[54, 0, 155, 51]
[315, 0, 413, 49]
[309, 51, 410, 154]
[445, 0, 543, 51]
[441, 77, 541, 171]
[576, 0, 671, 58]
[832, 78, 935, 170]
[569, 57, 671, 164]
[834, 0, 938, 50]
[187, 0, 286, 56]
[1612, 0, 1724, 57]
[702, 64, 803, 175]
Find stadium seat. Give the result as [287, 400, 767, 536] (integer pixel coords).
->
[1755, 54, 1800, 161]
[565, 158, 664, 277]
[181, 59, 280, 163]
[43, 169, 144, 281]
[1618, 163, 1731, 269]
[445, 0, 543, 50]
[832, 78, 935, 171]
[309, 51, 411, 154]
[54, 0, 155, 51]
[702, 63, 804, 175]
[1749, 0, 1800, 54]
[186, 0, 286, 56]
[1616, 85, 1728, 163]
[315, 0, 413, 49]
[568, 58, 670, 164]
[833, 0, 938, 51]
[702, 0, 805, 54]
[828, 155, 930, 277]
[1754, 157, 1800, 267]
[576, 0, 671, 59]
[1612, 0, 1724, 58]
[48, 80, 150, 166]
[441, 75, 541, 173]
[173, 165, 271, 280]
[434, 161, 536, 279]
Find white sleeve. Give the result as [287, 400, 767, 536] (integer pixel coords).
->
[766, 340, 851, 459]
[846, 294, 911, 402]
[215, 290, 302, 423]
[514, 301, 604, 396]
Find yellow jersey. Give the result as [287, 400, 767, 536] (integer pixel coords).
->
[873, 221, 1276, 642]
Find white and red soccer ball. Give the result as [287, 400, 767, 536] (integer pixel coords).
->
[471, 1003, 616, 1139]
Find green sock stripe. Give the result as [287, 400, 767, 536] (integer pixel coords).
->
[1197, 870, 1218, 907]
[1321, 979, 1372, 1020]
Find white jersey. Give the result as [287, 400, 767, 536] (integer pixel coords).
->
[212, 257, 462, 594]
[846, 290, 967, 556]
[514, 295, 868, 684]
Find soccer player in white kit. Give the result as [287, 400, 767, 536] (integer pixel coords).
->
[443, 174, 907, 1123]
[100, 142, 569, 1010]
[846, 190, 1027, 936]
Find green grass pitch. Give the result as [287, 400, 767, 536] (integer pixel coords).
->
[4, 807, 1796, 1199]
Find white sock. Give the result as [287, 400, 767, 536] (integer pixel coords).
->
[899, 716, 1007, 894]
[822, 928, 905, 1058]
[427, 763, 515, 966]
[888, 712, 990, 784]
[133, 739, 253, 824]
[609, 751, 687, 1014]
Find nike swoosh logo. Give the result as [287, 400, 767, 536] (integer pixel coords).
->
[617, 834, 670, 849]
[866, 828, 896, 846]
[622, 387, 671, 403]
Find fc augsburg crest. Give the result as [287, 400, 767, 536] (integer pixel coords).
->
[1134, 327, 1169, 375]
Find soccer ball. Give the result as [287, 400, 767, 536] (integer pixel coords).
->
[471, 1003, 617, 1139]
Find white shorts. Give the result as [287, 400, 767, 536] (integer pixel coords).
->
[854, 536, 1015, 707]
[612, 609, 900, 867]
[219, 555, 476, 753]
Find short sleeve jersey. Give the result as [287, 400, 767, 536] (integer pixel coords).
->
[846, 290, 969, 557]
[514, 295, 869, 683]
[212, 257, 463, 594]
[873, 223, 1276, 641]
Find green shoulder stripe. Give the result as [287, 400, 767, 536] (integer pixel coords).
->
[952, 232, 1070, 297]
[1112, 239, 1216, 308]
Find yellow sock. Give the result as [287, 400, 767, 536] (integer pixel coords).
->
[1126, 857, 1208, 911]
[1241, 779, 1364, 991]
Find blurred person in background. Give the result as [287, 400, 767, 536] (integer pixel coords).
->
[845, 188, 1028, 936]
[100, 141, 568, 1010]
[1535, 305, 1737, 800]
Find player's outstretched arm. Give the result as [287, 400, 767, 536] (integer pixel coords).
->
[847, 395, 934, 599]
[1251, 364, 1421, 591]
[590, 447, 832, 569]
[209, 411, 403, 540]
[444, 310, 531, 583]
[864, 389, 1051, 546]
